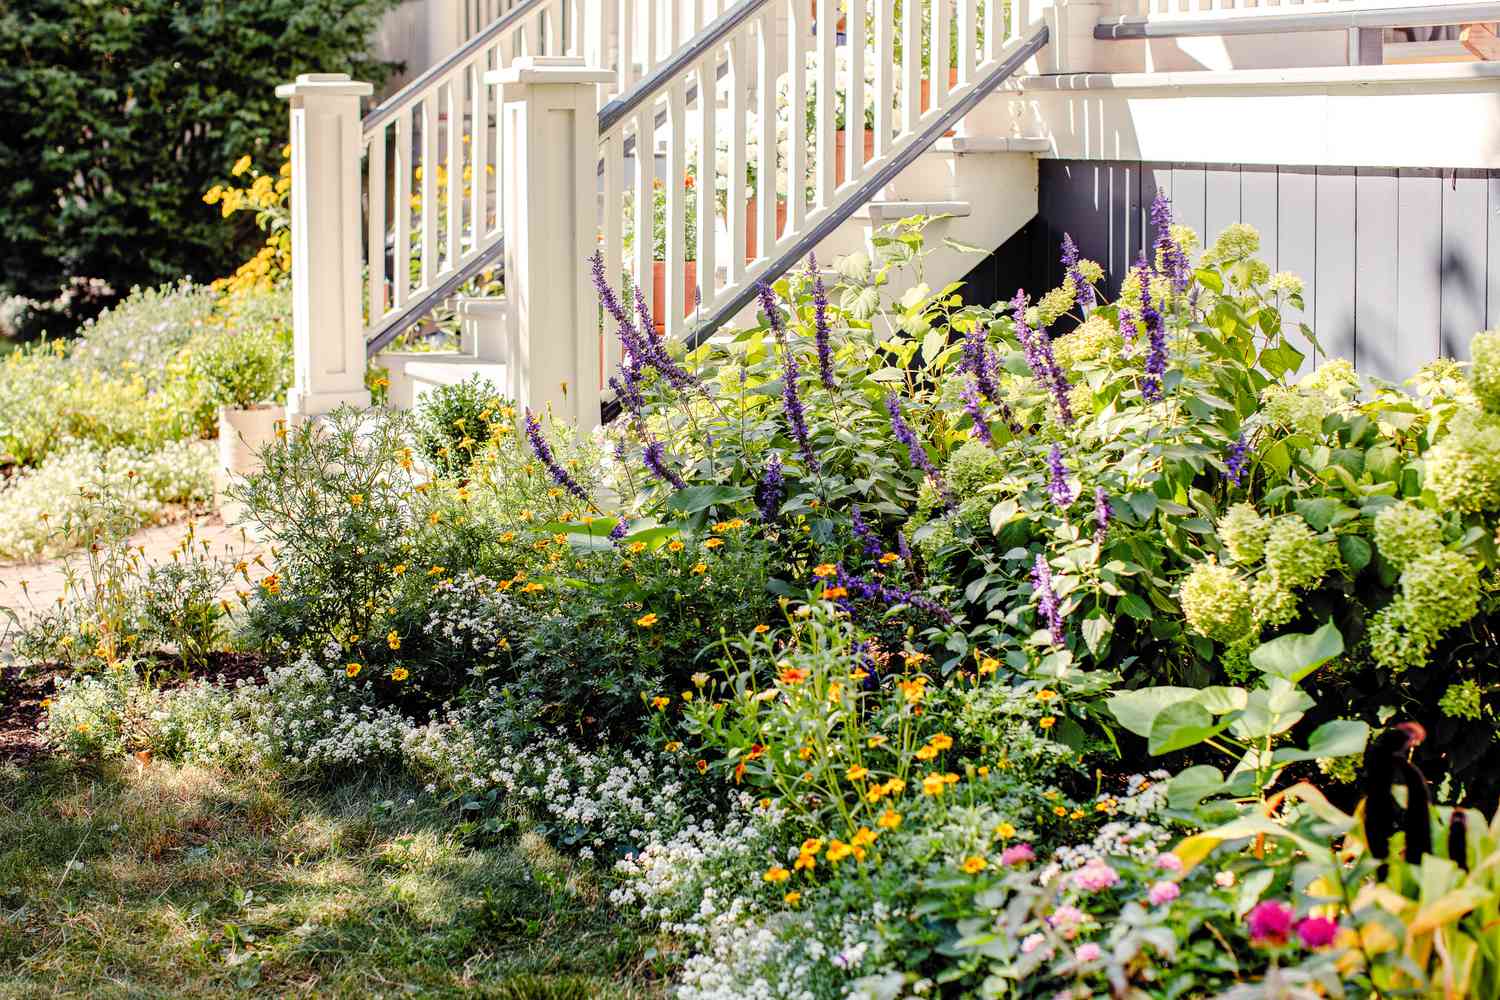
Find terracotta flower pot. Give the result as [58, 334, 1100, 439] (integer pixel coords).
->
[650, 260, 698, 334]
[834, 128, 878, 186]
[743, 198, 789, 260]
[920, 68, 962, 136]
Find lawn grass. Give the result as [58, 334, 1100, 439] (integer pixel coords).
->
[0, 759, 667, 998]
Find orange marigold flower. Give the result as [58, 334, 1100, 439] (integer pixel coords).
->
[821, 586, 848, 600]
[845, 765, 869, 781]
[1039, 716, 1056, 729]
[763, 866, 791, 883]
[878, 809, 902, 829]
[879, 552, 899, 564]
[778, 666, 808, 685]
[929, 733, 953, 751]
[812, 563, 837, 578]
[784, 891, 802, 905]
[703, 538, 724, 549]
[636, 612, 659, 627]
[696, 759, 708, 773]
[391, 666, 409, 682]
[650, 695, 670, 710]
[961, 855, 988, 874]
[346, 662, 363, 678]
[753, 623, 770, 634]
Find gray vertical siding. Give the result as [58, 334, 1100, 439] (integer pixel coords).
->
[1031, 160, 1500, 382]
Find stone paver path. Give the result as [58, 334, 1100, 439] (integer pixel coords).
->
[0, 513, 270, 622]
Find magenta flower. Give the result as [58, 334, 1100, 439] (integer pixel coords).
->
[1295, 916, 1340, 949]
[1001, 843, 1036, 866]
[1147, 880, 1180, 906]
[1247, 900, 1295, 946]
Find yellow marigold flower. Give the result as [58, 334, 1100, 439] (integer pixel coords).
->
[521, 582, 545, 594]
[794, 852, 816, 871]
[499, 531, 516, 543]
[232, 154, 253, 176]
[979, 657, 1000, 676]
[346, 662, 363, 678]
[867, 735, 888, 748]
[628, 541, 647, 554]
[753, 623, 770, 634]
[929, 733, 953, 751]
[784, 891, 802, 906]
[1036, 689, 1058, 701]
[392, 563, 408, 576]
[763, 866, 791, 883]
[1053, 805, 1068, 816]
[636, 612, 659, 628]
[1039, 716, 1057, 729]
[821, 586, 848, 600]
[427, 565, 445, 577]
[922, 773, 946, 796]
[668, 539, 685, 552]
[681, 691, 694, 702]
[650, 695, 670, 710]
[879, 552, 899, 564]
[704, 538, 724, 549]
[915, 745, 938, 761]
[846, 765, 869, 781]
[1070, 810, 1085, 820]
[801, 838, 823, 855]
[878, 809, 902, 829]
[995, 821, 1016, 839]
[826, 840, 853, 863]
[691, 562, 708, 574]
[387, 630, 400, 650]
[961, 856, 988, 875]
[798, 745, 814, 760]
[665, 741, 682, 752]
[812, 563, 837, 578]
[391, 666, 409, 682]
[865, 785, 886, 803]
[851, 827, 878, 848]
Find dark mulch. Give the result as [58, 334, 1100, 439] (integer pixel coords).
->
[0, 651, 269, 766]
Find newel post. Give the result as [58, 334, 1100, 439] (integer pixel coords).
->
[486, 56, 613, 431]
[277, 73, 374, 423]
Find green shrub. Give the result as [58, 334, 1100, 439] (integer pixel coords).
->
[0, 0, 400, 333]
[415, 375, 510, 475]
[188, 319, 291, 409]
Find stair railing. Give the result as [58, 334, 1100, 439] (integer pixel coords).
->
[592, 0, 1054, 410]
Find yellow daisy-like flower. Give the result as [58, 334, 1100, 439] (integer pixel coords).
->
[922, 773, 946, 796]
[878, 809, 902, 829]
[812, 563, 837, 578]
[346, 662, 363, 678]
[929, 733, 953, 751]
[387, 630, 401, 650]
[650, 695, 670, 710]
[427, 565, 446, 577]
[784, 891, 802, 906]
[961, 855, 988, 874]
[826, 840, 853, 863]
[692, 672, 710, 687]
[665, 741, 682, 752]
[845, 765, 869, 781]
[763, 866, 791, 883]
[867, 735, 888, 749]
[636, 612, 659, 628]
[914, 745, 938, 761]
[391, 667, 409, 682]
[753, 623, 770, 634]
[978, 656, 1000, 675]
[1039, 716, 1057, 729]
[521, 582, 545, 594]
[691, 562, 708, 574]
[994, 821, 1016, 839]
[704, 538, 724, 549]
[798, 745, 814, 760]
[1053, 805, 1068, 817]
[794, 852, 816, 872]
[499, 531, 516, 543]
[628, 541, 647, 554]
[668, 539, 685, 552]
[1036, 688, 1058, 701]
[879, 552, 899, 564]
[349, 493, 365, 507]
[392, 563, 407, 576]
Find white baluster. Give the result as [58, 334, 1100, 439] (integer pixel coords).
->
[933, 0, 950, 108]
[446, 77, 462, 269]
[602, 136, 624, 382]
[471, 60, 490, 248]
[901, 0, 920, 133]
[847, 0, 866, 184]
[632, 108, 653, 326]
[420, 92, 438, 287]
[394, 110, 413, 309]
[695, 54, 717, 314]
[874, 0, 893, 156]
[726, 31, 748, 278]
[756, 10, 778, 257]
[619, 0, 637, 90]
[814, 0, 835, 208]
[788, 0, 809, 230]
[664, 84, 687, 339]
[957, 0, 975, 85]
[367, 129, 387, 329]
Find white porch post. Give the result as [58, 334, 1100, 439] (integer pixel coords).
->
[486, 56, 613, 430]
[277, 73, 375, 422]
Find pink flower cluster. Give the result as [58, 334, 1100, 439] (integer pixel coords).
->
[1001, 843, 1036, 866]
[1246, 900, 1340, 949]
[1071, 858, 1121, 892]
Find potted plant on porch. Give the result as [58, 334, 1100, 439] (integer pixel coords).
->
[190, 323, 291, 514]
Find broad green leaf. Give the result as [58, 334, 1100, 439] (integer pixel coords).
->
[1293, 497, 1343, 532]
[1149, 701, 1231, 755]
[1339, 535, 1373, 574]
[1273, 719, 1369, 764]
[988, 499, 1021, 535]
[1249, 621, 1344, 682]
[1118, 593, 1153, 620]
[1106, 686, 1200, 739]
[666, 485, 753, 514]
[1081, 613, 1113, 656]
[1167, 765, 1228, 810]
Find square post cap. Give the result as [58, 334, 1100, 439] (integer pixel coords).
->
[484, 56, 615, 87]
[276, 73, 374, 101]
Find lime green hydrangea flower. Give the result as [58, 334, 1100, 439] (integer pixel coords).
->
[1053, 315, 1121, 367]
[1229, 259, 1271, 290]
[1471, 329, 1500, 413]
[1368, 600, 1430, 671]
[1180, 560, 1255, 643]
[1035, 280, 1077, 328]
[1424, 412, 1500, 513]
[1251, 574, 1300, 628]
[1219, 503, 1269, 565]
[1203, 223, 1260, 264]
[1300, 359, 1360, 400]
[1260, 385, 1328, 437]
[1372, 501, 1443, 570]
[946, 440, 1005, 496]
[1317, 754, 1361, 784]
[1076, 259, 1105, 287]
[1400, 549, 1480, 635]
[1267, 272, 1304, 299]
[1263, 516, 1338, 592]
[1439, 679, 1484, 721]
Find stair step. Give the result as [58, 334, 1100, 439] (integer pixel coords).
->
[858, 200, 973, 224]
[932, 135, 1051, 154]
